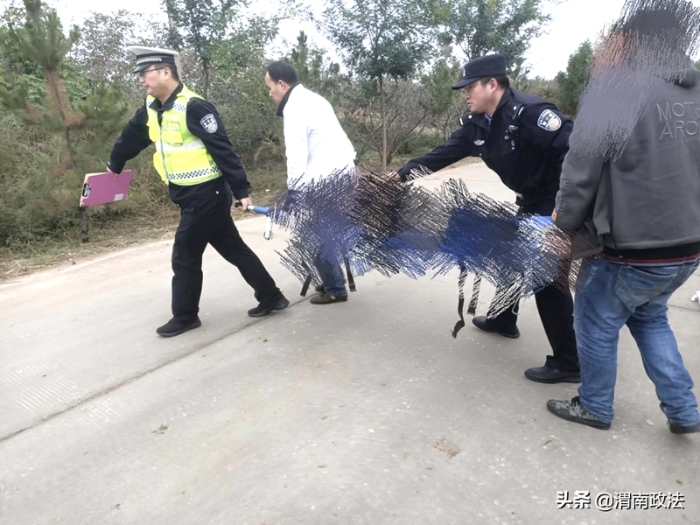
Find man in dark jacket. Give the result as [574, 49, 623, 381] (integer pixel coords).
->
[547, 1, 700, 433]
[396, 54, 579, 384]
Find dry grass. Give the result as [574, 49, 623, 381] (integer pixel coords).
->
[0, 215, 176, 282]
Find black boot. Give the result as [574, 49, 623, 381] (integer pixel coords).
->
[472, 316, 520, 339]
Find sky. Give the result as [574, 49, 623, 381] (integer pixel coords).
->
[40, 0, 700, 80]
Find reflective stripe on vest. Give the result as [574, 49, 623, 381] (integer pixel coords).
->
[166, 166, 220, 182]
[146, 86, 221, 186]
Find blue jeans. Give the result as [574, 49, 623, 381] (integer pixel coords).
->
[574, 257, 700, 426]
[314, 253, 347, 296]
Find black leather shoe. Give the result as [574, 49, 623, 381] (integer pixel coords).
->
[156, 317, 201, 337]
[472, 316, 520, 339]
[547, 396, 611, 430]
[525, 366, 581, 384]
[668, 420, 700, 435]
[248, 294, 290, 318]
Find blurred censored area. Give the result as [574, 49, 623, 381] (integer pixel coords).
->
[267, 169, 589, 317]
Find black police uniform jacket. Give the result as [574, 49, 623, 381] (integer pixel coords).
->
[397, 88, 573, 204]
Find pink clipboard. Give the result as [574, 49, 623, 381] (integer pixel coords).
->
[80, 170, 132, 207]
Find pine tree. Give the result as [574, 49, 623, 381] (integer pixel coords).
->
[0, 0, 129, 242]
[2, 0, 81, 165]
[555, 41, 594, 117]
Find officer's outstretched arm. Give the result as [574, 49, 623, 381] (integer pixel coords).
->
[108, 105, 152, 174]
[396, 125, 474, 182]
[186, 98, 251, 200]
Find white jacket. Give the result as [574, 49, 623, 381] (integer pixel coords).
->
[282, 84, 356, 187]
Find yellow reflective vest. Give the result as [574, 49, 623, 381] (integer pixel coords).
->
[146, 86, 221, 186]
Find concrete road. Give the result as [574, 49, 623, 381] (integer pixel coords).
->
[1, 163, 698, 525]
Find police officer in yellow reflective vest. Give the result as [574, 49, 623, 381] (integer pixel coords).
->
[107, 47, 289, 337]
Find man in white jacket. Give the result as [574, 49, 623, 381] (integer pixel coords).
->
[264, 61, 356, 304]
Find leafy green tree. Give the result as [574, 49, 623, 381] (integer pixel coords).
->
[420, 58, 465, 142]
[288, 31, 322, 85]
[163, 0, 241, 97]
[555, 40, 593, 117]
[285, 31, 342, 105]
[441, 0, 552, 72]
[163, 0, 283, 98]
[526, 76, 561, 108]
[323, 0, 439, 170]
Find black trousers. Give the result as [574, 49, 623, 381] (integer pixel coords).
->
[487, 197, 579, 372]
[171, 188, 281, 320]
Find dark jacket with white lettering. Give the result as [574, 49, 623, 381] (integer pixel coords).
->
[555, 65, 700, 260]
[397, 88, 572, 205]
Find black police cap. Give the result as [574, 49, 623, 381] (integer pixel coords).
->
[452, 54, 507, 90]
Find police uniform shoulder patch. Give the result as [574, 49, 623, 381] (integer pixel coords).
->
[537, 109, 561, 132]
[200, 113, 218, 133]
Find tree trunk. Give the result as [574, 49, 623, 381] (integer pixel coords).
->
[203, 63, 210, 99]
[379, 75, 387, 171]
[167, 11, 177, 33]
[63, 127, 76, 168]
[80, 207, 89, 242]
[165, 0, 180, 50]
[44, 71, 77, 168]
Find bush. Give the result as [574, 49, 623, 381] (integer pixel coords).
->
[395, 129, 442, 157]
[0, 108, 179, 247]
[208, 63, 282, 166]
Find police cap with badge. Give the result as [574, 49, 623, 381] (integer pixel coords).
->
[453, 53, 562, 134]
[452, 54, 507, 90]
[127, 46, 183, 78]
